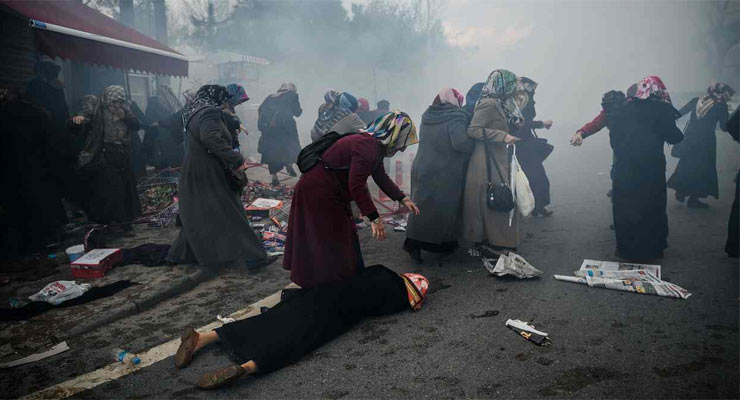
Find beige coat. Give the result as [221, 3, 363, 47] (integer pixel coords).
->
[462, 97, 519, 248]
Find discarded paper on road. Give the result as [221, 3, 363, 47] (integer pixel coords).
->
[484, 252, 542, 279]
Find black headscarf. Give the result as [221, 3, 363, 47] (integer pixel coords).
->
[181, 85, 231, 128]
[463, 82, 484, 116]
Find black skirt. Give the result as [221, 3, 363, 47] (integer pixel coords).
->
[215, 265, 409, 374]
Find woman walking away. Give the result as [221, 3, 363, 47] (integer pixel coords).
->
[284, 111, 420, 289]
[512, 77, 555, 217]
[404, 88, 473, 263]
[667, 82, 734, 208]
[310, 91, 366, 142]
[463, 70, 523, 253]
[73, 86, 142, 228]
[258, 83, 303, 186]
[173, 265, 429, 390]
[607, 76, 683, 260]
[168, 85, 276, 270]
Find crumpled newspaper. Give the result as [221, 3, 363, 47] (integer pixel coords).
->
[483, 252, 542, 279]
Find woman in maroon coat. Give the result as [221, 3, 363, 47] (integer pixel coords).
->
[284, 111, 420, 288]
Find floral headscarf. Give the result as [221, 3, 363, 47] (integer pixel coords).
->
[312, 91, 358, 139]
[102, 85, 128, 118]
[401, 273, 429, 311]
[481, 69, 524, 129]
[181, 84, 231, 128]
[433, 88, 464, 107]
[336, 92, 358, 112]
[182, 89, 196, 107]
[226, 83, 250, 108]
[632, 76, 672, 104]
[366, 111, 418, 156]
[278, 82, 297, 93]
[696, 82, 735, 118]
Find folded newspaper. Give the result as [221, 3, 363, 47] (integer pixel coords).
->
[483, 252, 542, 279]
[554, 259, 691, 299]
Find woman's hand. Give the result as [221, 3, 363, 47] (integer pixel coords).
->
[543, 120, 553, 129]
[237, 160, 250, 170]
[570, 131, 584, 146]
[371, 219, 386, 240]
[402, 197, 420, 215]
[72, 116, 86, 125]
[504, 134, 520, 144]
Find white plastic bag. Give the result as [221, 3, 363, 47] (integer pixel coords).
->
[512, 156, 535, 217]
[28, 281, 91, 306]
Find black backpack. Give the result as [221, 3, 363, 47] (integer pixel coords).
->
[296, 132, 357, 173]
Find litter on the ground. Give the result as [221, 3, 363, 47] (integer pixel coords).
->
[484, 252, 542, 279]
[506, 319, 550, 346]
[70, 248, 123, 279]
[0, 341, 69, 368]
[554, 259, 691, 299]
[28, 281, 91, 305]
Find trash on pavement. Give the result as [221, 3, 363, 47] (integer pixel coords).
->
[217, 315, 235, 324]
[112, 348, 141, 366]
[246, 198, 284, 218]
[71, 248, 123, 279]
[484, 252, 542, 279]
[65, 245, 85, 262]
[554, 259, 691, 299]
[506, 319, 550, 346]
[28, 281, 92, 305]
[0, 342, 69, 368]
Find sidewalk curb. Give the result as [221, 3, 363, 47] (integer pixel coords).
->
[62, 269, 210, 339]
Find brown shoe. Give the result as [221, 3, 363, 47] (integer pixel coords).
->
[197, 365, 246, 390]
[174, 327, 198, 368]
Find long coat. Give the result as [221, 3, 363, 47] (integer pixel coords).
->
[667, 97, 729, 199]
[462, 98, 518, 249]
[258, 92, 302, 169]
[169, 107, 267, 267]
[406, 104, 473, 245]
[609, 100, 683, 260]
[284, 134, 404, 289]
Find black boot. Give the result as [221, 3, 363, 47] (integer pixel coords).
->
[687, 197, 709, 209]
[285, 165, 297, 177]
[403, 242, 423, 263]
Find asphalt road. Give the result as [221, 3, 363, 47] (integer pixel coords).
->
[4, 125, 739, 399]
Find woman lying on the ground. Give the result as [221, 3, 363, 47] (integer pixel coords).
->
[174, 265, 429, 390]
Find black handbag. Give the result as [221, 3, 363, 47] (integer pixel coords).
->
[484, 140, 515, 212]
[530, 137, 554, 164]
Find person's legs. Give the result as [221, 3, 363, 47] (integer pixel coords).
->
[197, 360, 258, 390]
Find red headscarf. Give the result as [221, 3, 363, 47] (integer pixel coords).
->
[632, 76, 672, 104]
[358, 97, 370, 112]
[432, 88, 464, 107]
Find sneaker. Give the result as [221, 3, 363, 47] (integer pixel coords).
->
[532, 207, 554, 217]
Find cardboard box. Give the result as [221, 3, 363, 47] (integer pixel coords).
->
[246, 198, 284, 218]
[70, 248, 122, 279]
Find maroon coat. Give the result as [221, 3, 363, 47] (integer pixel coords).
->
[283, 134, 404, 288]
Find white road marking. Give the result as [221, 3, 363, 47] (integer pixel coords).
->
[23, 285, 296, 399]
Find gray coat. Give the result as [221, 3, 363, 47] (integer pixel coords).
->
[463, 97, 519, 248]
[169, 107, 267, 267]
[406, 104, 474, 244]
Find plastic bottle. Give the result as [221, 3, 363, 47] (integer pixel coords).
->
[112, 348, 141, 366]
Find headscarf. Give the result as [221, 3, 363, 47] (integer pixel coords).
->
[34, 55, 62, 83]
[433, 88, 464, 107]
[632, 76, 672, 104]
[324, 90, 340, 105]
[517, 77, 538, 95]
[366, 111, 418, 156]
[401, 273, 429, 310]
[102, 85, 128, 118]
[312, 91, 358, 139]
[226, 83, 250, 108]
[269, 82, 297, 99]
[481, 69, 524, 129]
[358, 97, 370, 112]
[696, 82, 735, 118]
[514, 77, 538, 110]
[181, 84, 231, 128]
[101, 85, 130, 143]
[464, 82, 484, 115]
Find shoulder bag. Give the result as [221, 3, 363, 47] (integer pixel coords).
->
[484, 139, 515, 212]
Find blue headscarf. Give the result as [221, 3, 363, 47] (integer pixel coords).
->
[226, 83, 249, 107]
[336, 92, 358, 112]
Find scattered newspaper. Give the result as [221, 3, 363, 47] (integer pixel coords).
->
[554, 259, 691, 299]
[484, 252, 542, 279]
